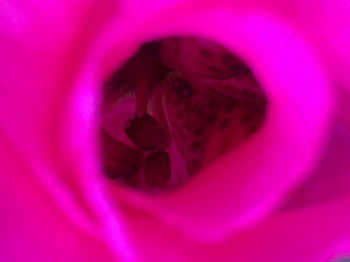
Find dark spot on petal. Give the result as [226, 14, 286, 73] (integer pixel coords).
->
[241, 113, 255, 123]
[206, 114, 217, 125]
[224, 99, 236, 112]
[191, 140, 202, 152]
[172, 77, 193, 99]
[193, 126, 204, 136]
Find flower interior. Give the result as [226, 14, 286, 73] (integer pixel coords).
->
[100, 36, 267, 194]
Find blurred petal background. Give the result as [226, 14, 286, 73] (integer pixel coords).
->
[0, 0, 349, 261]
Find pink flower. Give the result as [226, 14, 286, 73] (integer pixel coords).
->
[0, 0, 349, 261]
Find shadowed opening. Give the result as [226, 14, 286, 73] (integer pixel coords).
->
[100, 36, 267, 194]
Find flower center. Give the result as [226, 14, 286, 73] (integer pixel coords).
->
[101, 37, 267, 194]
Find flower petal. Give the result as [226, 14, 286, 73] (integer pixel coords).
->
[94, 5, 333, 240]
[123, 194, 350, 262]
[0, 135, 115, 261]
[281, 123, 350, 210]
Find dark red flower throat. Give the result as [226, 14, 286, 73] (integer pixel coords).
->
[101, 37, 267, 193]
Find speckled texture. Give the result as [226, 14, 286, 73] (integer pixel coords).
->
[102, 36, 267, 189]
[163, 72, 266, 174]
[161, 37, 254, 80]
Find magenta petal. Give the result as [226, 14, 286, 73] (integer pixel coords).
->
[294, 0, 350, 88]
[0, 0, 135, 260]
[208, 195, 350, 262]
[281, 124, 350, 210]
[291, 0, 350, 132]
[121, 195, 350, 262]
[94, 6, 333, 240]
[0, 137, 115, 261]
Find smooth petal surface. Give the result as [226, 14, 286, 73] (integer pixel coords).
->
[234, 0, 350, 131]
[276, 0, 350, 132]
[117, 203, 347, 262]
[0, 135, 115, 261]
[281, 123, 350, 210]
[122, 194, 350, 262]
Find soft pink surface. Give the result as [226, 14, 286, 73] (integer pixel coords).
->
[0, 136, 115, 261]
[0, 0, 349, 261]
